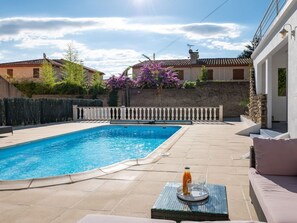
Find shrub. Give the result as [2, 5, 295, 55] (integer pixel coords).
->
[89, 83, 107, 98]
[198, 65, 208, 82]
[183, 81, 196, 89]
[13, 81, 52, 97]
[137, 62, 180, 89]
[108, 90, 118, 106]
[107, 74, 135, 90]
[52, 82, 87, 95]
[89, 72, 107, 98]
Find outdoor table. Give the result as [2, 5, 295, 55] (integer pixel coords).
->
[151, 182, 229, 222]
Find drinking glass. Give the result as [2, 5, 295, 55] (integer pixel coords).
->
[197, 175, 206, 190]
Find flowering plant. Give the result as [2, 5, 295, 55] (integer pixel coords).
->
[136, 62, 180, 89]
[107, 74, 135, 90]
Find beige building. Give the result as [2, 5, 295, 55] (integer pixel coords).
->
[132, 50, 251, 82]
[0, 55, 104, 83]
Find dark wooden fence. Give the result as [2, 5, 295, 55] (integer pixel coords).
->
[0, 98, 102, 126]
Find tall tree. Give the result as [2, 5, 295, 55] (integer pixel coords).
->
[41, 60, 56, 87]
[63, 43, 86, 86]
[238, 39, 259, 59]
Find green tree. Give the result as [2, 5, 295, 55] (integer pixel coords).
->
[238, 39, 259, 59]
[41, 60, 56, 87]
[62, 43, 86, 86]
[198, 65, 208, 82]
[92, 72, 102, 86]
[89, 72, 106, 98]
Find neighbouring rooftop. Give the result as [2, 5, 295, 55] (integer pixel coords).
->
[132, 58, 252, 68]
[0, 58, 104, 75]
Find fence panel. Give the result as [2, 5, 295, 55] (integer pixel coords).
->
[0, 98, 102, 126]
[0, 100, 6, 126]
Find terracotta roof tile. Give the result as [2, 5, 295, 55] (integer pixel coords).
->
[0, 58, 104, 74]
[0, 59, 45, 66]
[132, 58, 252, 68]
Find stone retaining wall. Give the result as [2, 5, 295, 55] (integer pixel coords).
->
[248, 67, 267, 128]
[128, 82, 249, 117]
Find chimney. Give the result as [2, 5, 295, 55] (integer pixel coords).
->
[43, 53, 47, 59]
[189, 49, 199, 64]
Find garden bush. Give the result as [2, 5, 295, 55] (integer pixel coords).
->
[183, 81, 196, 89]
[52, 82, 87, 95]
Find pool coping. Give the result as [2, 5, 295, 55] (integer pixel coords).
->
[0, 124, 189, 190]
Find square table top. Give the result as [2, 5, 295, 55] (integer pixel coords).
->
[151, 182, 229, 222]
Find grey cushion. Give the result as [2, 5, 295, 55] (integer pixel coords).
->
[253, 138, 297, 175]
[249, 168, 297, 223]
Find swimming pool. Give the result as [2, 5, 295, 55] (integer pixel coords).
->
[0, 125, 181, 181]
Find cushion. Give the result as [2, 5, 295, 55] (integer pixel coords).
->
[253, 138, 297, 175]
[249, 168, 297, 223]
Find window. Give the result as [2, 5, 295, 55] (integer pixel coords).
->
[207, 69, 213, 80]
[233, 69, 244, 80]
[7, 69, 13, 78]
[175, 70, 184, 80]
[278, 68, 286, 96]
[33, 68, 40, 78]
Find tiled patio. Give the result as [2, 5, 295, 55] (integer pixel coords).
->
[0, 122, 258, 223]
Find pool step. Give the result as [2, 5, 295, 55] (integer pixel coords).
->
[250, 129, 283, 139]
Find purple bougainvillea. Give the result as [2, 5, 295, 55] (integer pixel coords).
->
[107, 73, 135, 90]
[107, 62, 180, 90]
[137, 62, 180, 89]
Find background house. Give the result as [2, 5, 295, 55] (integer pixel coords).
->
[132, 50, 251, 82]
[0, 54, 104, 84]
[251, 0, 296, 137]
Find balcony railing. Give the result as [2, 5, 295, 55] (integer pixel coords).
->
[73, 106, 224, 122]
[253, 0, 287, 47]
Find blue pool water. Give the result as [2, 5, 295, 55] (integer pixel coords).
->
[0, 125, 180, 180]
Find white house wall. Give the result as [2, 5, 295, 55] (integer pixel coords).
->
[272, 51, 287, 122]
[252, 0, 297, 137]
[132, 66, 250, 82]
[288, 13, 297, 138]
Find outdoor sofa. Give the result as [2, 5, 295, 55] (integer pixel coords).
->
[0, 126, 13, 135]
[77, 214, 263, 223]
[249, 138, 297, 223]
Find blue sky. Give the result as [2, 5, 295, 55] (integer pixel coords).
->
[0, 0, 270, 77]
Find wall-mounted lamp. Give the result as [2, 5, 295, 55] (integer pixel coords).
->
[279, 24, 297, 39]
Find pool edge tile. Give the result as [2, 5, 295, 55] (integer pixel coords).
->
[0, 179, 32, 190]
[70, 169, 106, 182]
[29, 175, 72, 188]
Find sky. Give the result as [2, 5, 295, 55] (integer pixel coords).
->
[0, 0, 271, 78]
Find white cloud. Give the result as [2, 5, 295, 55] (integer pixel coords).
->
[1, 17, 246, 76]
[15, 38, 85, 51]
[208, 40, 248, 51]
[0, 17, 242, 42]
[0, 50, 10, 60]
[14, 37, 186, 77]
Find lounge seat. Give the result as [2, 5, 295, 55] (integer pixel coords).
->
[249, 168, 297, 223]
[77, 215, 263, 223]
[0, 126, 13, 135]
[249, 138, 297, 222]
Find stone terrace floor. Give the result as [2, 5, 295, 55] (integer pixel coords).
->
[0, 121, 258, 223]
